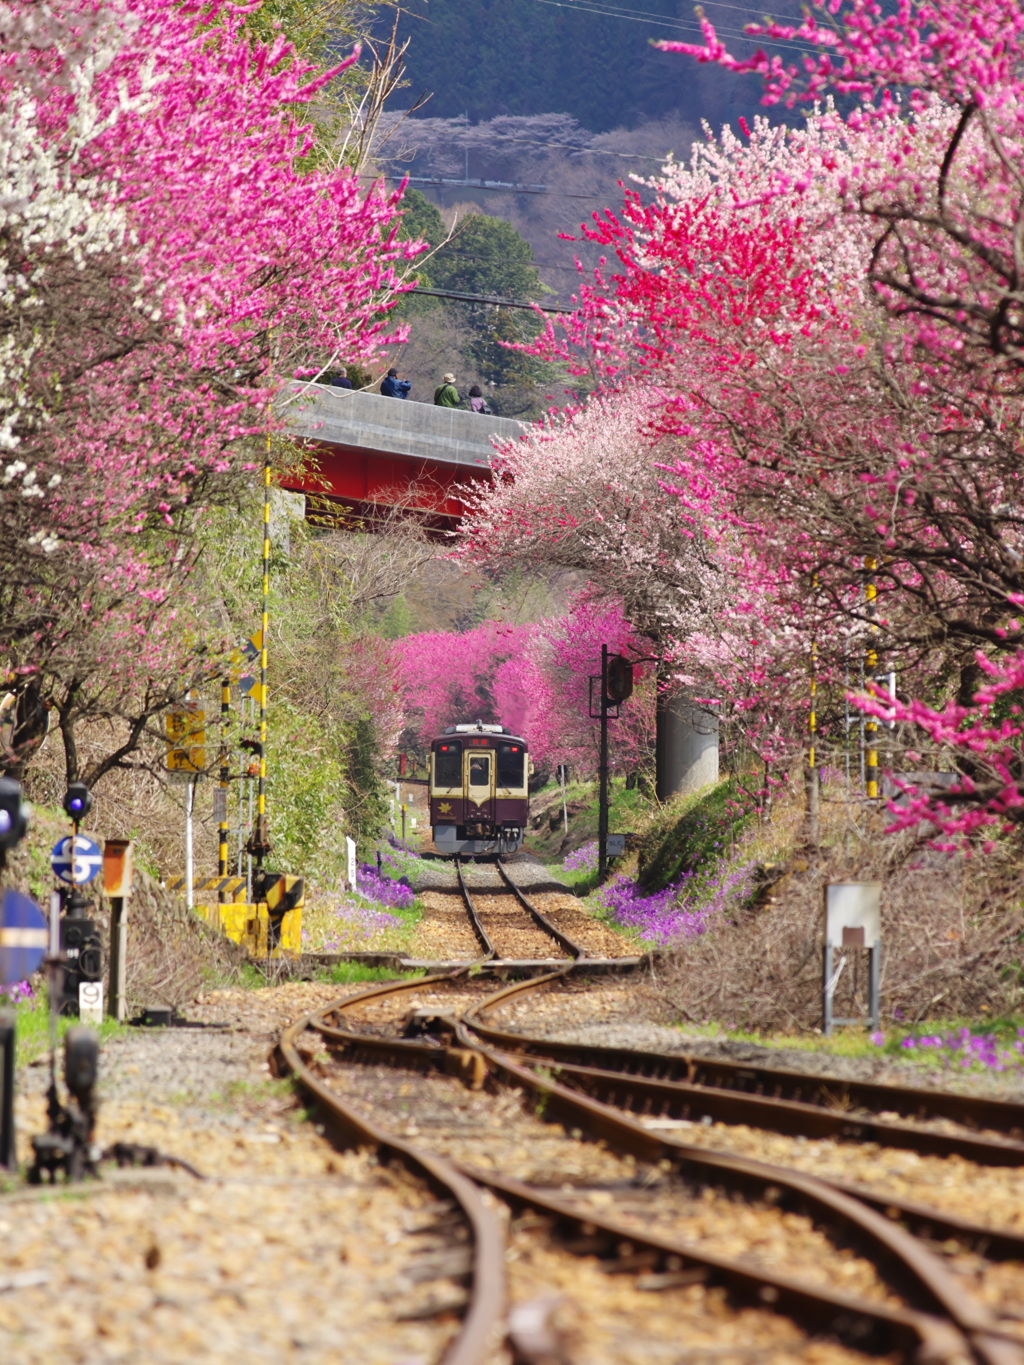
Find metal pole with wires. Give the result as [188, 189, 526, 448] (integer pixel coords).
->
[217, 676, 230, 889]
[598, 645, 610, 883]
[864, 557, 879, 801]
[246, 439, 272, 900]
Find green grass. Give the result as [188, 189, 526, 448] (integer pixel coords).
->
[216, 1076, 297, 1107]
[526, 775, 654, 884]
[543, 861, 592, 893]
[7, 989, 126, 1068]
[318, 962, 425, 985]
[636, 777, 759, 892]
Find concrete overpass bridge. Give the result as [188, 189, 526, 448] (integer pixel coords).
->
[279, 384, 524, 531]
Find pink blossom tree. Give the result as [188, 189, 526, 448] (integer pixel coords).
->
[0, 0, 415, 782]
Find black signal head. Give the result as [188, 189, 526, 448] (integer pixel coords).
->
[62, 783, 92, 822]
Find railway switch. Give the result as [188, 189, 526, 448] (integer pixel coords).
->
[60, 909, 104, 1016]
[29, 1026, 100, 1183]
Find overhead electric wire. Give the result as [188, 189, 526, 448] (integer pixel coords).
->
[527, 0, 829, 55]
[409, 285, 573, 313]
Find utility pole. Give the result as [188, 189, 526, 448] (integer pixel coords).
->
[865, 557, 879, 801]
[598, 644, 610, 883]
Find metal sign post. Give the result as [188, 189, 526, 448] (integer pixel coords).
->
[184, 776, 194, 913]
[823, 882, 881, 1035]
[166, 701, 204, 916]
[346, 836, 357, 893]
[589, 649, 634, 881]
[104, 840, 133, 1024]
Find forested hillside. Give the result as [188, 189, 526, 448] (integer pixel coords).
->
[381, 0, 769, 132]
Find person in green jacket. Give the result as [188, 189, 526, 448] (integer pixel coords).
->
[433, 372, 461, 407]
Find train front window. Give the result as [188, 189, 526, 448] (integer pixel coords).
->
[434, 741, 462, 788]
[497, 743, 525, 789]
[468, 754, 491, 788]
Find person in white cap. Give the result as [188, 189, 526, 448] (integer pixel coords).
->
[433, 373, 461, 407]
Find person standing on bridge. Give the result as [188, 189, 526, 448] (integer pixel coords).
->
[467, 384, 492, 415]
[381, 367, 411, 398]
[433, 373, 461, 408]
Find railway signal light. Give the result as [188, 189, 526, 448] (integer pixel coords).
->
[605, 654, 634, 704]
[0, 778, 28, 852]
[62, 784, 92, 823]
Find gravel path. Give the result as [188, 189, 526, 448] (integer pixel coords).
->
[5, 983, 470, 1365]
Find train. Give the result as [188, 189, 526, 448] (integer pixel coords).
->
[428, 722, 530, 856]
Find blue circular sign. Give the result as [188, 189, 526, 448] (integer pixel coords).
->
[0, 888, 47, 985]
[50, 835, 103, 885]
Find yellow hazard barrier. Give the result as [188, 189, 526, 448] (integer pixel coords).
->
[192, 900, 302, 957]
[168, 873, 303, 957]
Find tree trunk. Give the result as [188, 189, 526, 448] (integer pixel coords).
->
[1, 679, 51, 780]
[58, 685, 81, 785]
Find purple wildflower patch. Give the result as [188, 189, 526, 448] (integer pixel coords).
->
[0, 979, 33, 1004]
[323, 899, 399, 951]
[563, 842, 598, 873]
[595, 859, 759, 948]
[872, 1026, 1024, 1072]
[597, 874, 705, 945]
[357, 865, 416, 912]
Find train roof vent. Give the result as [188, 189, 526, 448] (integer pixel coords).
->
[453, 721, 505, 733]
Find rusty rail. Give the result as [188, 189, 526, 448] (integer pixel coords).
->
[493, 858, 587, 959]
[285, 972, 1024, 1365]
[453, 857, 496, 961]
[278, 992, 505, 1365]
[454, 1023, 1024, 1365]
[463, 973, 1024, 1138]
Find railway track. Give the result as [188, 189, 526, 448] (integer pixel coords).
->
[279, 963, 1024, 1365]
[454, 855, 588, 963]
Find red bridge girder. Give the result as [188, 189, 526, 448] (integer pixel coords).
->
[279, 440, 492, 532]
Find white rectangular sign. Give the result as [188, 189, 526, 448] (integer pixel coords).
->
[825, 883, 881, 947]
[79, 980, 104, 1024]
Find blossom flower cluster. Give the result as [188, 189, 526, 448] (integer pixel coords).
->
[563, 842, 598, 873]
[357, 865, 416, 912]
[872, 1027, 1024, 1072]
[321, 900, 399, 952]
[596, 857, 759, 947]
[0, 979, 34, 1004]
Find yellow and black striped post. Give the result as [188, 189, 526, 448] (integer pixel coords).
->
[244, 440, 272, 871]
[865, 557, 879, 801]
[256, 449, 271, 868]
[218, 676, 230, 891]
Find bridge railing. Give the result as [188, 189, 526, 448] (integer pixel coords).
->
[281, 383, 526, 470]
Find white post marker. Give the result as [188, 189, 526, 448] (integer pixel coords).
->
[78, 981, 103, 1025]
[48, 891, 61, 958]
[346, 836, 357, 893]
[823, 882, 881, 1036]
[185, 777, 194, 912]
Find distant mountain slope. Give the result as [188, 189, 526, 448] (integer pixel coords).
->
[386, 0, 769, 133]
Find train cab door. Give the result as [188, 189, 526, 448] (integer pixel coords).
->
[465, 749, 495, 822]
